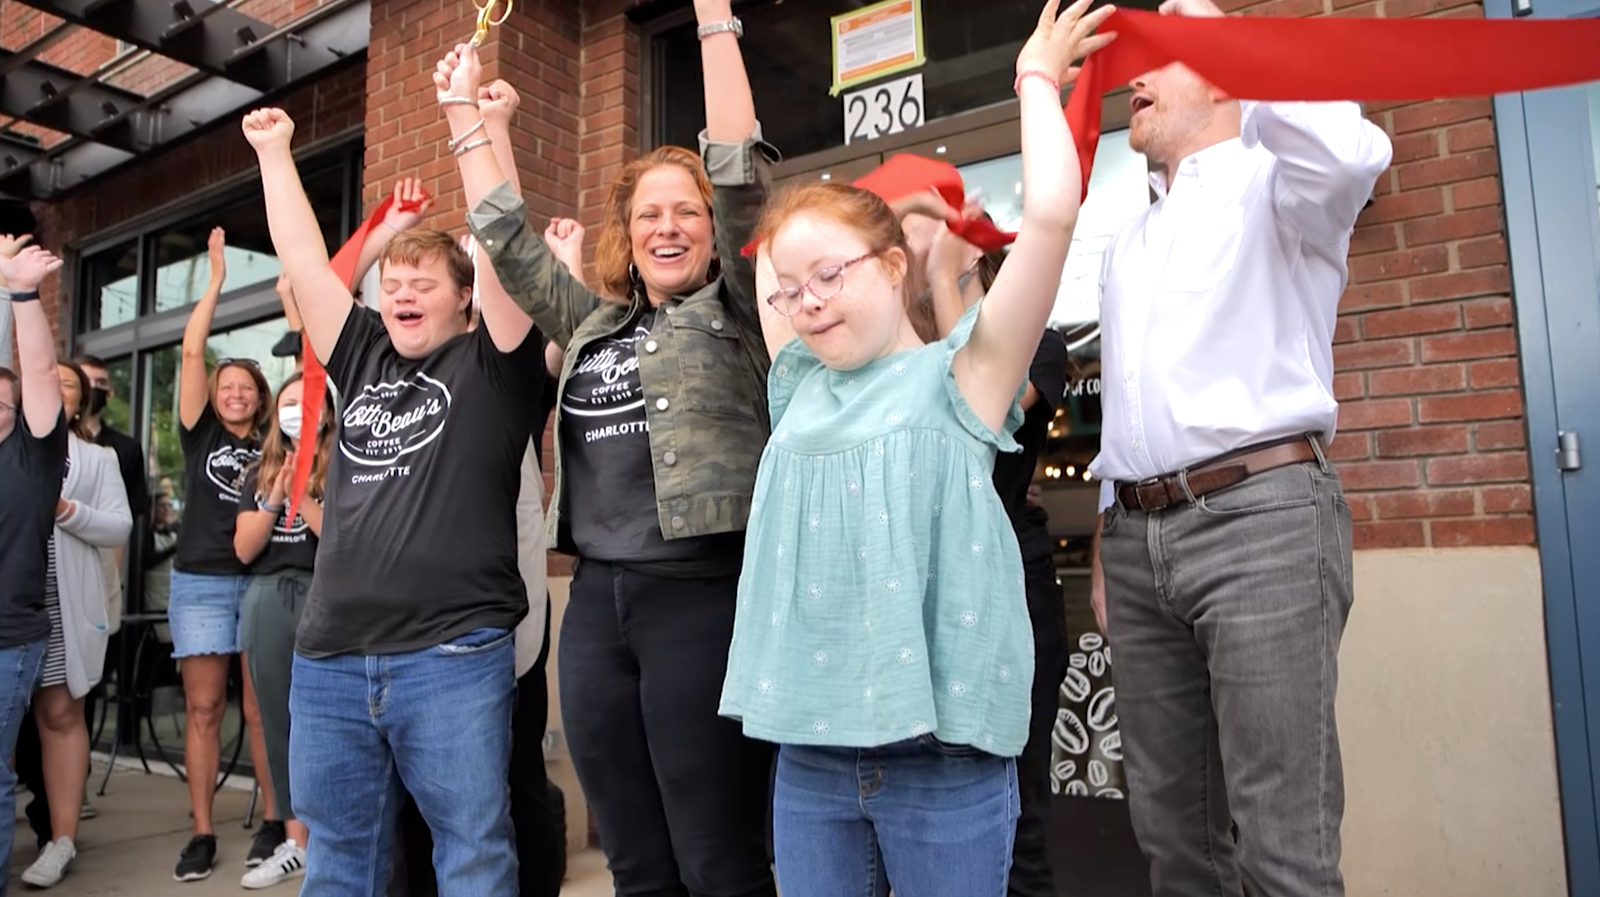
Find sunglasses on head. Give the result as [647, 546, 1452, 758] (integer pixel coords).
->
[216, 357, 261, 369]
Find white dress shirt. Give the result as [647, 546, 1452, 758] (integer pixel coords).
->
[1091, 100, 1393, 512]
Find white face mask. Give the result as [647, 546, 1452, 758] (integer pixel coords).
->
[278, 404, 303, 442]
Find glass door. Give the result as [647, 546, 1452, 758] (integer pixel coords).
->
[1491, 3, 1600, 894]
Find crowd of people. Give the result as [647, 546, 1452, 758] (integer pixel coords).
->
[0, 0, 1394, 894]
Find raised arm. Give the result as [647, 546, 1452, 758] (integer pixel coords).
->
[439, 47, 604, 347]
[954, 0, 1114, 433]
[177, 228, 226, 431]
[0, 237, 64, 438]
[243, 108, 354, 365]
[464, 77, 535, 352]
[351, 179, 436, 283]
[1245, 102, 1391, 249]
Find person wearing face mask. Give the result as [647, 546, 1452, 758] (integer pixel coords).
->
[233, 371, 331, 890]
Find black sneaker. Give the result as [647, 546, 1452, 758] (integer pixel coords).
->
[173, 834, 217, 882]
[246, 820, 286, 868]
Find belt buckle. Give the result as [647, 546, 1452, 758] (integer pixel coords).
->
[1132, 476, 1168, 511]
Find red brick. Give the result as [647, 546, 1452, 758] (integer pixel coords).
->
[1375, 425, 1471, 457]
[1420, 330, 1518, 362]
[1333, 372, 1366, 401]
[1362, 304, 1462, 339]
[1409, 268, 1508, 304]
[1340, 282, 1407, 312]
[1363, 188, 1445, 224]
[1458, 236, 1508, 269]
[1483, 485, 1533, 514]
[1468, 358, 1521, 390]
[1452, 177, 1501, 210]
[1445, 120, 1497, 153]
[1395, 151, 1500, 191]
[1475, 421, 1528, 451]
[1464, 297, 1514, 329]
[1349, 223, 1401, 256]
[1338, 398, 1415, 431]
[1346, 493, 1376, 522]
[1431, 516, 1536, 547]
[1418, 390, 1524, 423]
[1334, 338, 1416, 370]
[1333, 317, 1361, 344]
[1326, 432, 1372, 462]
[1388, 131, 1442, 165]
[1368, 365, 1465, 397]
[1353, 521, 1428, 549]
[1374, 489, 1476, 520]
[1240, 0, 1324, 15]
[1426, 453, 1531, 485]
[1404, 208, 1503, 246]
[1347, 246, 1449, 284]
[1385, 0, 1482, 16]
[1391, 98, 1492, 135]
[1339, 459, 1423, 490]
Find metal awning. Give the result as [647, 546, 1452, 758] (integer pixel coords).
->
[0, 0, 370, 201]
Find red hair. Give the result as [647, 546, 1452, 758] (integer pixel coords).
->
[752, 182, 928, 338]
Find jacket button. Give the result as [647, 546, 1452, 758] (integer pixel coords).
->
[656, 398, 670, 411]
[663, 451, 677, 466]
[644, 340, 658, 353]
[711, 319, 724, 331]
[671, 516, 686, 530]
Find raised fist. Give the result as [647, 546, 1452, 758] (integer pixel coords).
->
[434, 43, 483, 106]
[480, 80, 520, 128]
[242, 108, 295, 151]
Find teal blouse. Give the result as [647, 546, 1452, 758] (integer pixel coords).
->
[719, 303, 1035, 757]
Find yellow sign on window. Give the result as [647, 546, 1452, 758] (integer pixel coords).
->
[830, 0, 925, 96]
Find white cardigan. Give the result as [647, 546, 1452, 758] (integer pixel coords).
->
[52, 435, 132, 699]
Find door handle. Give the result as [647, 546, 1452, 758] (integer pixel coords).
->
[1557, 430, 1582, 472]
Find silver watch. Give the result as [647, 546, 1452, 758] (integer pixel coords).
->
[696, 17, 743, 39]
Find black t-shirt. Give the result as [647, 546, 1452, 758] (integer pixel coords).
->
[0, 413, 69, 649]
[558, 306, 741, 578]
[236, 467, 318, 575]
[297, 306, 545, 657]
[993, 331, 1069, 554]
[175, 403, 260, 576]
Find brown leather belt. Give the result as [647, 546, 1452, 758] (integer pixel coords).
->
[1114, 435, 1321, 512]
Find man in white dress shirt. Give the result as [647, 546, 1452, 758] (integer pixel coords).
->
[1086, 2, 1393, 896]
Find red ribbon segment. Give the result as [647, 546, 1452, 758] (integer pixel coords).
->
[1066, 9, 1600, 200]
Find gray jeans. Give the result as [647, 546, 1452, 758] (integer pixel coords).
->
[1101, 460, 1354, 897]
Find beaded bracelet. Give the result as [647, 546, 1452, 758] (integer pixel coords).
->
[1013, 69, 1061, 96]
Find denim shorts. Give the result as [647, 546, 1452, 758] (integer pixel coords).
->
[168, 569, 250, 658]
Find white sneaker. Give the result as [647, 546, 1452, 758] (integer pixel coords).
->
[21, 837, 76, 888]
[240, 839, 306, 890]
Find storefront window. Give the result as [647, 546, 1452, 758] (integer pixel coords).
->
[80, 241, 140, 331]
[654, 0, 1091, 158]
[150, 164, 347, 313]
[140, 318, 297, 607]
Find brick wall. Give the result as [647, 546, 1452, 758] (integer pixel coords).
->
[1218, 0, 1533, 550]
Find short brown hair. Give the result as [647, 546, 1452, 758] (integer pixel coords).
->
[380, 228, 475, 294]
[593, 146, 717, 302]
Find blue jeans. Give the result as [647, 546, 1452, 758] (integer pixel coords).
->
[0, 638, 47, 897]
[773, 738, 1020, 897]
[288, 628, 517, 897]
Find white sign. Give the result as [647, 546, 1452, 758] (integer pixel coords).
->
[843, 73, 924, 146]
[830, 0, 924, 95]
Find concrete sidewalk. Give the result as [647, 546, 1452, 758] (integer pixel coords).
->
[9, 757, 612, 896]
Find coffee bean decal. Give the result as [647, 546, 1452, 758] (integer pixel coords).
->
[1051, 632, 1125, 799]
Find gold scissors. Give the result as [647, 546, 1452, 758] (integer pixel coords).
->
[470, 0, 511, 47]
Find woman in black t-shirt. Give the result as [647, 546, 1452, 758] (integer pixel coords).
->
[234, 371, 329, 889]
[169, 227, 273, 881]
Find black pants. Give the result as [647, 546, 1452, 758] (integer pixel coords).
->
[562, 558, 776, 897]
[1010, 530, 1071, 897]
[389, 597, 568, 897]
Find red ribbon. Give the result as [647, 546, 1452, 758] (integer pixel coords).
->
[286, 193, 427, 523]
[1066, 9, 1600, 201]
[852, 154, 1018, 251]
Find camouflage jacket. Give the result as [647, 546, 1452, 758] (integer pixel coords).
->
[467, 129, 778, 546]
